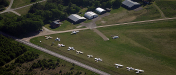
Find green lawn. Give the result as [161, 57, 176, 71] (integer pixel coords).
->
[11, 0, 42, 8]
[44, 20, 81, 31]
[31, 19, 176, 75]
[96, 4, 161, 26]
[155, 0, 176, 17]
[133, 4, 161, 21]
[14, 6, 31, 15]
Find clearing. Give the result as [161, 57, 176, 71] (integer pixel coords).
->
[30, 19, 176, 75]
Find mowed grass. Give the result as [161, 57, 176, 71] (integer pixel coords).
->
[96, 4, 160, 26]
[14, 6, 31, 15]
[155, 0, 176, 17]
[11, 0, 42, 8]
[31, 19, 176, 75]
[44, 20, 80, 31]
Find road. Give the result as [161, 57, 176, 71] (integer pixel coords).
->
[0, 31, 110, 75]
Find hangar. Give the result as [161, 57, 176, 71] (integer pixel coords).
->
[95, 7, 106, 14]
[68, 14, 86, 24]
[84, 11, 98, 20]
[122, 0, 140, 10]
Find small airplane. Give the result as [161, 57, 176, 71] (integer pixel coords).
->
[58, 43, 65, 47]
[68, 47, 75, 51]
[112, 36, 119, 39]
[126, 67, 134, 71]
[76, 50, 83, 54]
[45, 36, 53, 39]
[134, 69, 144, 74]
[94, 58, 102, 62]
[114, 64, 123, 68]
[55, 37, 60, 41]
[87, 55, 93, 58]
[71, 31, 79, 34]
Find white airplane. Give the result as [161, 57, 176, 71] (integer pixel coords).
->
[112, 36, 119, 39]
[94, 58, 102, 62]
[71, 31, 79, 34]
[126, 67, 134, 71]
[45, 36, 53, 39]
[114, 64, 123, 68]
[134, 69, 144, 74]
[68, 47, 75, 51]
[87, 55, 93, 58]
[55, 37, 60, 41]
[58, 43, 65, 47]
[76, 50, 83, 54]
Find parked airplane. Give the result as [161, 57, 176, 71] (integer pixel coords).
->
[71, 31, 79, 34]
[126, 67, 134, 71]
[55, 37, 60, 41]
[114, 64, 123, 68]
[94, 58, 102, 62]
[58, 43, 65, 47]
[68, 47, 75, 51]
[76, 50, 83, 54]
[45, 36, 53, 39]
[134, 69, 144, 74]
[112, 36, 119, 39]
[87, 55, 93, 58]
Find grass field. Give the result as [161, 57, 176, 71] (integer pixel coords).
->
[44, 20, 81, 31]
[31, 19, 176, 75]
[14, 6, 31, 15]
[96, 4, 160, 26]
[155, 0, 176, 17]
[11, 0, 42, 8]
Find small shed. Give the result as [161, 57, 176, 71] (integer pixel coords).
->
[68, 14, 86, 24]
[84, 11, 98, 19]
[50, 20, 61, 28]
[95, 7, 106, 14]
[122, 0, 140, 9]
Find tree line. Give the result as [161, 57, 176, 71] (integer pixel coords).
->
[0, 35, 27, 66]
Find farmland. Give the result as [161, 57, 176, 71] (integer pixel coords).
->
[31, 19, 176, 75]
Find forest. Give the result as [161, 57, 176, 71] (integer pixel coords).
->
[0, 35, 27, 66]
[0, 0, 122, 36]
[0, 35, 39, 75]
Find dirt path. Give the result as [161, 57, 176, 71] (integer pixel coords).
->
[154, 3, 166, 18]
[93, 29, 109, 41]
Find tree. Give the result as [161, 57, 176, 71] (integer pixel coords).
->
[0, 14, 3, 20]
[112, 0, 122, 9]
[31, 0, 37, 2]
